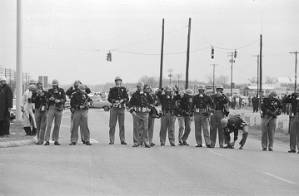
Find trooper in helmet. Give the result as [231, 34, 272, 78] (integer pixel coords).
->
[178, 88, 194, 146]
[260, 91, 282, 151]
[128, 82, 154, 148]
[44, 79, 66, 146]
[210, 85, 229, 148]
[221, 115, 248, 150]
[193, 85, 213, 148]
[31, 81, 48, 144]
[156, 86, 176, 146]
[107, 76, 129, 145]
[0, 76, 13, 137]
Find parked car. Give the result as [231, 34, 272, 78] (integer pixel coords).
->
[90, 93, 111, 111]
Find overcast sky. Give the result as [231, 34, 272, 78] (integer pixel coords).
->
[0, 0, 298, 85]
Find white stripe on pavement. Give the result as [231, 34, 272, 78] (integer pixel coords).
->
[262, 171, 296, 185]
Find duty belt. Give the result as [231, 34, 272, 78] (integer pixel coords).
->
[195, 108, 207, 113]
[135, 107, 150, 113]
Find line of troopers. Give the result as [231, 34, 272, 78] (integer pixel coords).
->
[22, 79, 93, 146]
[108, 76, 249, 149]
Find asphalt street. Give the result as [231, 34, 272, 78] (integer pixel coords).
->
[0, 109, 299, 196]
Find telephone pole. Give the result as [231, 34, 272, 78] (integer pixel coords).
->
[228, 52, 235, 96]
[253, 55, 260, 96]
[16, 0, 23, 121]
[211, 64, 217, 93]
[159, 18, 165, 89]
[185, 17, 191, 89]
[290, 51, 298, 92]
[259, 34, 263, 103]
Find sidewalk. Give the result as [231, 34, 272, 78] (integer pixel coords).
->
[0, 122, 35, 148]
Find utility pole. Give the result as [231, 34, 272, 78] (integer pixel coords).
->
[185, 17, 191, 89]
[176, 73, 182, 88]
[259, 34, 263, 104]
[211, 64, 217, 93]
[253, 55, 260, 97]
[16, 0, 23, 120]
[228, 52, 236, 96]
[159, 18, 165, 89]
[168, 69, 173, 85]
[289, 51, 298, 92]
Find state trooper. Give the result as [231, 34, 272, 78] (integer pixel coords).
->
[174, 88, 185, 145]
[260, 91, 282, 151]
[107, 76, 129, 145]
[128, 82, 154, 148]
[145, 84, 159, 147]
[221, 115, 248, 150]
[66, 80, 91, 144]
[193, 85, 213, 148]
[32, 82, 48, 145]
[210, 86, 229, 148]
[285, 92, 299, 153]
[157, 86, 176, 146]
[44, 80, 66, 145]
[69, 84, 92, 145]
[179, 89, 194, 146]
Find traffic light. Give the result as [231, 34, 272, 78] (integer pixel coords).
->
[106, 51, 112, 62]
[211, 47, 214, 59]
[234, 50, 237, 58]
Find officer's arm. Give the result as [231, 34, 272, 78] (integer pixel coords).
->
[128, 94, 136, 112]
[107, 88, 114, 103]
[65, 87, 73, 98]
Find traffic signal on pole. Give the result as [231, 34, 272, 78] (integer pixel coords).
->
[211, 47, 214, 59]
[234, 50, 237, 58]
[106, 51, 112, 62]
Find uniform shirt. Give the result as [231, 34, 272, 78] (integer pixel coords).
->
[284, 93, 299, 115]
[70, 90, 91, 110]
[261, 97, 282, 117]
[0, 84, 13, 121]
[128, 90, 154, 110]
[157, 91, 176, 114]
[180, 94, 194, 117]
[108, 86, 129, 107]
[211, 94, 229, 111]
[193, 93, 213, 110]
[47, 87, 66, 110]
[66, 86, 91, 98]
[32, 89, 48, 110]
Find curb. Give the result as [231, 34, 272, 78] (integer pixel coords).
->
[0, 139, 35, 148]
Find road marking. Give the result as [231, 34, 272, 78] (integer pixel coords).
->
[90, 139, 99, 144]
[262, 171, 296, 185]
[208, 150, 224, 157]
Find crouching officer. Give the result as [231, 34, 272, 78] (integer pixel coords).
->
[210, 86, 229, 148]
[193, 85, 213, 148]
[108, 76, 129, 145]
[128, 82, 154, 148]
[260, 92, 282, 151]
[221, 115, 248, 150]
[285, 92, 299, 153]
[44, 80, 66, 145]
[157, 86, 176, 146]
[69, 84, 92, 145]
[32, 82, 48, 145]
[179, 89, 194, 146]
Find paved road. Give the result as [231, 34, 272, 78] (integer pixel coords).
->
[1, 109, 299, 196]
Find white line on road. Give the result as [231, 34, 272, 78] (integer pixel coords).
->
[262, 171, 296, 185]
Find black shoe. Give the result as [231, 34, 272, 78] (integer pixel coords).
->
[85, 141, 92, 146]
[182, 141, 189, 146]
[206, 144, 212, 148]
[262, 148, 267, 151]
[160, 143, 165, 146]
[44, 141, 50, 146]
[196, 144, 202, 148]
[150, 143, 155, 147]
[288, 150, 296, 153]
[121, 141, 127, 145]
[82, 140, 86, 144]
[35, 141, 43, 145]
[132, 144, 139, 147]
[170, 143, 176, 147]
[69, 142, 76, 145]
[144, 143, 151, 148]
[54, 141, 60, 146]
[268, 148, 273, 151]
[219, 145, 224, 148]
[239, 146, 243, 150]
[109, 142, 114, 145]
[179, 141, 183, 145]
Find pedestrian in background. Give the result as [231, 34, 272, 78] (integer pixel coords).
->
[107, 76, 129, 145]
[22, 84, 37, 136]
[0, 76, 13, 137]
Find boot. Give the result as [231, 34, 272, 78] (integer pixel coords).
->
[31, 128, 37, 136]
[24, 127, 31, 136]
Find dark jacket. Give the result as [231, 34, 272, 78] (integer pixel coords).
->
[0, 84, 13, 120]
[157, 91, 176, 114]
[108, 86, 129, 108]
[32, 89, 48, 111]
[284, 93, 299, 115]
[70, 90, 92, 110]
[179, 94, 194, 117]
[47, 87, 66, 111]
[66, 86, 91, 98]
[128, 91, 154, 112]
[261, 97, 282, 118]
[193, 93, 213, 110]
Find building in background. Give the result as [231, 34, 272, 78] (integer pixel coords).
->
[38, 75, 48, 89]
